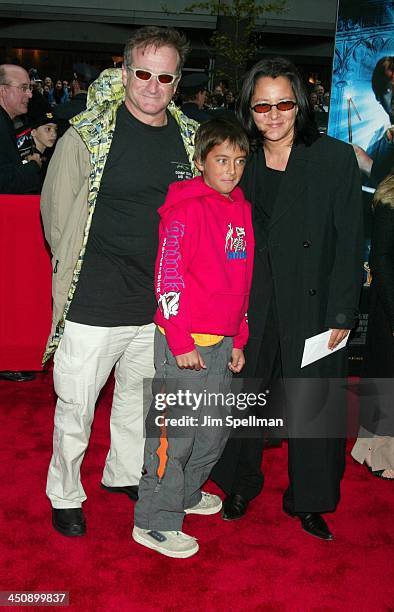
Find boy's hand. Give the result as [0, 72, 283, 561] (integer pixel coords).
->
[176, 349, 206, 371]
[229, 348, 245, 373]
[26, 152, 42, 167]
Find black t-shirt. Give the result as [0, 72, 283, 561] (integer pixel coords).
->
[254, 166, 283, 249]
[68, 103, 193, 326]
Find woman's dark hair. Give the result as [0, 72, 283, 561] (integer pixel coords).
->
[194, 118, 249, 163]
[53, 79, 65, 104]
[236, 56, 320, 148]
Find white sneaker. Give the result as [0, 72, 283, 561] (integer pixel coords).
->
[132, 526, 199, 558]
[184, 491, 222, 515]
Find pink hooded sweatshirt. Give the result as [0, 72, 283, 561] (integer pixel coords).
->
[154, 175, 254, 357]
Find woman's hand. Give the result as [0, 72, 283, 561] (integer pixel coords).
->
[229, 348, 245, 373]
[328, 329, 350, 350]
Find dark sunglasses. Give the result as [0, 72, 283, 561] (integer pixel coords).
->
[250, 100, 297, 114]
[127, 66, 179, 85]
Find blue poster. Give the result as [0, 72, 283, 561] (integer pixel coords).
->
[327, 0, 394, 371]
[329, 0, 394, 191]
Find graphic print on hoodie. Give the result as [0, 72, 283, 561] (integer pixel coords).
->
[154, 175, 255, 357]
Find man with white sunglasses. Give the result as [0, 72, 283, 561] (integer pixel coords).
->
[40, 26, 198, 537]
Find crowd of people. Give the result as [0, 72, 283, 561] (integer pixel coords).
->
[308, 82, 330, 113]
[0, 25, 392, 560]
[28, 72, 70, 107]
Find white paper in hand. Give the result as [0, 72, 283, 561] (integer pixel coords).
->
[301, 330, 349, 368]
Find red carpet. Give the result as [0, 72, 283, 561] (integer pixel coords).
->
[1, 372, 393, 611]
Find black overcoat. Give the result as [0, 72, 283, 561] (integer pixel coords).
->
[358, 204, 394, 436]
[241, 135, 364, 381]
[364, 204, 394, 377]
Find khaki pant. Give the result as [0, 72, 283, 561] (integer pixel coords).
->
[47, 320, 155, 509]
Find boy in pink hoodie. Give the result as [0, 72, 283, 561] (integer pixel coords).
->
[133, 119, 254, 558]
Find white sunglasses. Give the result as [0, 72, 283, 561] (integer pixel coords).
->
[126, 65, 179, 85]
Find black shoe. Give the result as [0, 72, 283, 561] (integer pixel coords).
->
[52, 508, 86, 537]
[0, 371, 36, 382]
[284, 509, 333, 541]
[101, 483, 139, 501]
[222, 494, 249, 521]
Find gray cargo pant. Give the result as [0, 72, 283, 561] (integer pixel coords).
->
[134, 329, 233, 531]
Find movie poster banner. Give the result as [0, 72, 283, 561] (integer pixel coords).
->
[328, 0, 394, 373]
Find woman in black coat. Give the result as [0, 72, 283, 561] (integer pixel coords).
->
[351, 174, 394, 478]
[210, 57, 364, 540]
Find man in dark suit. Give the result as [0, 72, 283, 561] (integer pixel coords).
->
[0, 64, 42, 194]
[180, 73, 211, 122]
[54, 63, 99, 137]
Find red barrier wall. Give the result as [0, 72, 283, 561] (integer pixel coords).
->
[0, 195, 52, 370]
